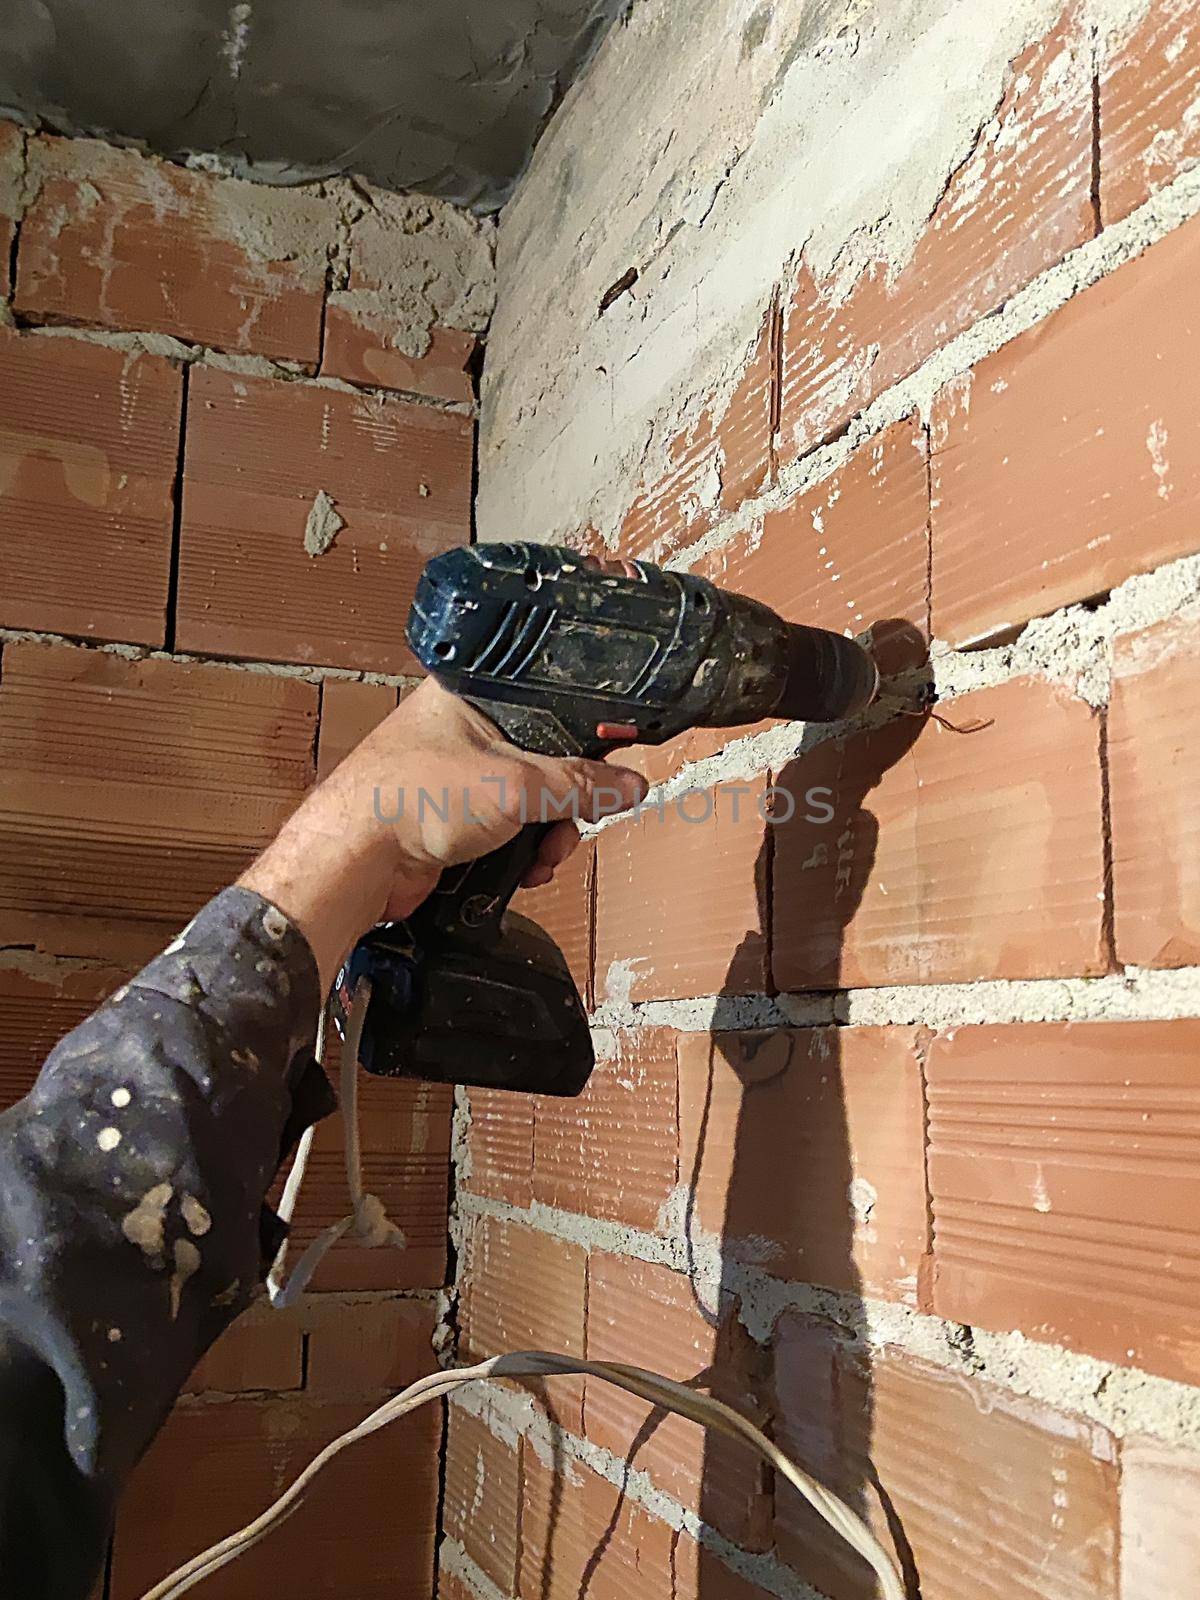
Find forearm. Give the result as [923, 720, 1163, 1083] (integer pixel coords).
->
[0, 887, 332, 1598]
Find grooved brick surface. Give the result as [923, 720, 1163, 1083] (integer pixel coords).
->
[594, 777, 770, 1003]
[458, 1216, 587, 1430]
[0, 643, 317, 963]
[303, 1297, 438, 1396]
[315, 679, 398, 782]
[184, 1309, 303, 1395]
[678, 1028, 930, 1301]
[513, 837, 594, 1006]
[768, 1311, 848, 1598]
[465, 1085, 535, 1207]
[0, 328, 182, 644]
[931, 213, 1200, 646]
[444, 1405, 522, 1594]
[772, 677, 1108, 989]
[323, 309, 478, 404]
[176, 367, 472, 673]
[698, 417, 930, 681]
[775, 1348, 1118, 1600]
[109, 1394, 439, 1599]
[928, 1020, 1200, 1385]
[0, 958, 128, 1110]
[779, 11, 1093, 470]
[16, 137, 331, 362]
[1109, 614, 1200, 967]
[617, 299, 776, 563]
[1101, 0, 1200, 224]
[1119, 1439, 1200, 1599]
[584, 1253, 769, 1546]
[533, 1028, 678, 1231]
[519, 1445, 683, 1600]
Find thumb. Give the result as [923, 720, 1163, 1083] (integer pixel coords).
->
[527, 754, 648, 824]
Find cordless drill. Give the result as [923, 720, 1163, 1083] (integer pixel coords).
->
[335, 543, 878, 1096]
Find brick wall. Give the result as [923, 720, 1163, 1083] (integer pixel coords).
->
[0, 129, 494, 1593]
[452, 5, 1200, 1600]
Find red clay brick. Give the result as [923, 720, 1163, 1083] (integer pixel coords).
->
[620, 727, 696, 790]
[322, 191, 489, 401]
[584, 1253, 769, 1546]
[533, 1028, 678, 1232]
[0, 327, 182, 643]
[698, 417, 930, 678]
[929, 1020, 1200, 1385]
[0, 642, 317, 963]
[316, 678, 398, 781]
[779, 11, 1093, 469]
[323, 309, 478, 404]
[768, 1310, 852, 1598]
[1101, 0, 1200, 225]
[772, 677, 1108, 989]
[775, 1346, 1118, 1600]
[110, 1394, 438, 1599]
[16, 138, 330, 361]
[674, 1541, 772, 1600]
[176, 367, 473, 673]
[438, 1573, 476, 1600]
[0, 121, 23, 301]
[677, 1028, 930, 1302]
[184, 1307, 302, 1394]
[617, 298, 776, 563]
[278, 1039, 452, 1291]
[1109, 614, 1200, 967]
[512, 837, 594, 1007]
[443, 1405, 522, 1594]
[520, 1445, 681, 1600]
[303, 1297, 438, 1395]
[465, 1085, 535, 1207]
[459, 1216, 587, 1430]
[931, 213, 1200, 646]
[594, 777, 770, 1003]
[0, 957, 128, 1109]
[1119, 1438, 1200, 1599]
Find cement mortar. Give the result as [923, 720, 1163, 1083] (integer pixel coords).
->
[328, 183, 496, 360]
[0, 624, 425, 690]
[664, 160, 1200, 584]
[0, 1, 627, 212]
[5, 320, 477, 413]
[0, 121, 25, 217]
[22, 136, 336, 277]
[455, 1189, 1200, 1454]
[303, 489, 344, 558]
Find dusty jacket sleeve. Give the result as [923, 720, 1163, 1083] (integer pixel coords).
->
[0, 886, 337, 1600]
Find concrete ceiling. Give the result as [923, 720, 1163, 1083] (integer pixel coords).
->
[0, 0, 628, 211]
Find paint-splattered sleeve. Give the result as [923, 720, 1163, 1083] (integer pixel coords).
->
[0, 886, 337, 1600]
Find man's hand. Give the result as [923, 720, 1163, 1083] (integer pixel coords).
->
[239, 678, 648, 990]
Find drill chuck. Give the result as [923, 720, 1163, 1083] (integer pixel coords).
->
[346, 543, 881, 1094]
[775, 621, 879, 723]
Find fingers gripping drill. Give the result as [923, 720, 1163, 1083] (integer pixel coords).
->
[334, 543, 878, 1097]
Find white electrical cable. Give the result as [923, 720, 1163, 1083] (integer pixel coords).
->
[140, 1349, 904, 1600]
[266, 980, 405, 1309]
[155, 979, 907, 1600]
